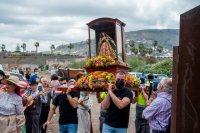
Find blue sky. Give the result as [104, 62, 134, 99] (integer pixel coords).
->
[0, 0, 199, 52]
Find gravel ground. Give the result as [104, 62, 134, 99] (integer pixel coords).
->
[47, 94, 136, 133]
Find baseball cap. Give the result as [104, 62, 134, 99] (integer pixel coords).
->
[30, 80, 38, 86]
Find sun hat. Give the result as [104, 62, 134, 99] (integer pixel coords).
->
[2, 76, 25, 88]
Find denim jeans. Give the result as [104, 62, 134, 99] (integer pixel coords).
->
[59, 124, 78, 133]
[102, 123, 127, 133]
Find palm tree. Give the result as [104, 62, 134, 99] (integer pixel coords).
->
[0, 44, 5, 52]
[16, 44, 21, 52]
[138, 43, 148, 57]
[132, 47, 138, 56]
[68, 43, 74, 55]
[128, 40, 136, 56]
[34, 42, 39, 55]
[21, 43, 26, 53]
[50, 44, 55, 55]
[157, 45, 164, 54]
[147, 48, 153, 55]
[0, 44, 6, 57]
[152, 40, 158, 56]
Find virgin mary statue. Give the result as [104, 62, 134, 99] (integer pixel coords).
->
[98, 32, 116, 59]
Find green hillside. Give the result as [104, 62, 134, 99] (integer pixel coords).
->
[54, 29, 179, 55]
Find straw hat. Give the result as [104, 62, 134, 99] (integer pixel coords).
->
[2, 76, 25, 88]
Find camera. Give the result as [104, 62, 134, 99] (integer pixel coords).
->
[147, 74, 154, 100]
[147, 74, 154, 80]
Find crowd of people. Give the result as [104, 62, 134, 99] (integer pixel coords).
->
[0, 67, 172, 133]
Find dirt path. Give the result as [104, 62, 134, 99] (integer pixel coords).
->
[47, 94, 136, 133]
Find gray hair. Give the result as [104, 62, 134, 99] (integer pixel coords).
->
[160, 77, 172, 92]
[41, 77, 48, 82]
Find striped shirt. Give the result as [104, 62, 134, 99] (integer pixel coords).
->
[143, 92, 171, 131]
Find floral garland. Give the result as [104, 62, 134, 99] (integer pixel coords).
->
[77, 72, 141, 90]
[125, 74, 141, 88]
[77, 71, 115, 90]
[86, 55, 116, 68]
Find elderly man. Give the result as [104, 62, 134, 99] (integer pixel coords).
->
[142, 77, 172, 133]
[23, 81, 41, 133]
[101, 71, 133, 133]
[38, 77, 52, 133]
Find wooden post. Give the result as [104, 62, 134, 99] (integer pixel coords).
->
[172, 5, 200, 133]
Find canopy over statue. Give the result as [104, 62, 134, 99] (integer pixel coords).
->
[87, 17, 126, 62]
[85, 17, 130, 74]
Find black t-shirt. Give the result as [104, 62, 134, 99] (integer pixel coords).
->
[104, 88, 133, 128]
[53, 92, 79, 125]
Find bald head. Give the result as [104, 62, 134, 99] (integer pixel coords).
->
[41, 77, 48, 82]
[41, 77, 48, 86]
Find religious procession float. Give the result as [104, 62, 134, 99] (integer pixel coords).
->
[57, 17, 141, 96]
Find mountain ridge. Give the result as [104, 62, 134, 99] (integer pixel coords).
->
[55, 29, 179, 55]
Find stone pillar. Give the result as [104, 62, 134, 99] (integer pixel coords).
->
[172, 5, 200, 133]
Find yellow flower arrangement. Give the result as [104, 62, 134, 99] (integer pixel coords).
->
[86, 55, 116, 68]
[77, 71, 115, 90]
[125, 74, 141, 88]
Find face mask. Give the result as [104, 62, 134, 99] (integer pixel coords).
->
[115, 79, 125, 90]
[35, 72, 39, 75]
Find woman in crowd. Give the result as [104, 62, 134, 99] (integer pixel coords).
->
[0, 76, 25, 133]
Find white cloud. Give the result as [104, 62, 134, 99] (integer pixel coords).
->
[0, 0, 199, 51]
